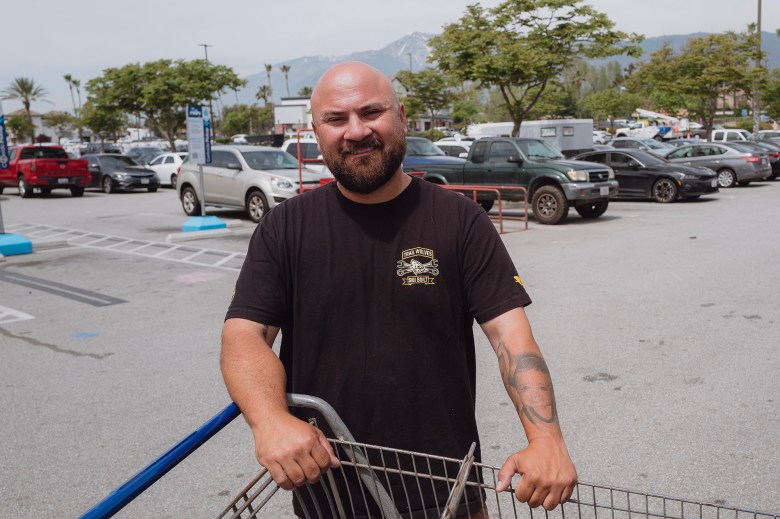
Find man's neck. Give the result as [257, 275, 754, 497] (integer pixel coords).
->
[336, 169, 412, 204]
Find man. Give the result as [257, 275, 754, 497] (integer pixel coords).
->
[221, 61, 577, 516]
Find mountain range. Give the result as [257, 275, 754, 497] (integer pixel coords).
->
[235, 30, 780, 106]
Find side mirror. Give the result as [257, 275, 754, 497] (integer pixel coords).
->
[507, 155, 523, 164]
[226, 162, 242, 170]
[628, 160, 641, 169]
[458, 152, 468, 159]
[89, 164, 101, 172]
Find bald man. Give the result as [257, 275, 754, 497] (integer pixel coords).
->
[221, 62, 576, 517]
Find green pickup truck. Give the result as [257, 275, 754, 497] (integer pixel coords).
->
[408, 137, 618, 225]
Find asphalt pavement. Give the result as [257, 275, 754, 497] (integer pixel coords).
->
[0, 182, 778, 517]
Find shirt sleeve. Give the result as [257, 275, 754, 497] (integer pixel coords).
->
[460, 206, 531, 324]
[224, 214, 288, 327]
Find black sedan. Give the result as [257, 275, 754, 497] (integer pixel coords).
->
[84, 154, 160, 193]
[573, 149, 718, 203]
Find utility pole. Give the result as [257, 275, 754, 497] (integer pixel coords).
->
[198, 43, 216, 141]
[752, 0, 762, 138]
[407, 53, 413, 73]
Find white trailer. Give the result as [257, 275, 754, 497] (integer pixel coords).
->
[467, 119, 594, 157]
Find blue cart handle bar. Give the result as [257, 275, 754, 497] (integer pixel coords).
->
[79, 393, 384, 519]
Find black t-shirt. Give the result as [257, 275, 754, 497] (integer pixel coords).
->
[226, 178, 531, 516]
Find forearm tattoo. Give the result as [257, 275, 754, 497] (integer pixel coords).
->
[496, 341, 558, 426]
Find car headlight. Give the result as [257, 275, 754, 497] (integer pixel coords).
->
[115, 173, 129, 179]
[607, 167, 615, 179]
[271, 177, 295, 191]
[566, 169, 589, 181]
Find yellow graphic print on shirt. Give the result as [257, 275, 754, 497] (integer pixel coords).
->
[397, 247, 439, 286]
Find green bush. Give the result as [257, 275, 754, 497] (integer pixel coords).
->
[407, 130, 446, 141]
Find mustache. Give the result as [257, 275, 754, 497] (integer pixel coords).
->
[341, 136, 383, 154]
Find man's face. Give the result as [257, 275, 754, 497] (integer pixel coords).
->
[312, 69, 407, 194]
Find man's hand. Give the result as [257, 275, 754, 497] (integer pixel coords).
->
[252, 412, 340, 490]
[496, 436, 577, 510]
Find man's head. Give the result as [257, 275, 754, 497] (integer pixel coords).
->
[310, 62, 407, 195]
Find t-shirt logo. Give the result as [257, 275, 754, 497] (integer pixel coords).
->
[397, 247, 439, 286]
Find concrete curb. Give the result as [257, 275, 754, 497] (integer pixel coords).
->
[165, 228, 233, 243]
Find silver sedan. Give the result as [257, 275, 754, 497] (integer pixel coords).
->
[663, 142, 772, 188]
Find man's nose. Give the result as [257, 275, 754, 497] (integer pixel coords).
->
[343, 114, 371, 142]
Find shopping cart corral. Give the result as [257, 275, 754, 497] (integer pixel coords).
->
[81, 394, 780, 519]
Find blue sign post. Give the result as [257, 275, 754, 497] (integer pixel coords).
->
[0, 102, 33, 256]
[182, 105, 224, 232]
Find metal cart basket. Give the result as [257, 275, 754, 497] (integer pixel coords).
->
[82, 394, 780, 519]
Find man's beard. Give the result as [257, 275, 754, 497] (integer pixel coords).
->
[320, 127, 406, 194]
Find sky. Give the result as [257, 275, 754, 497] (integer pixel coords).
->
[1, 0, 776, 115]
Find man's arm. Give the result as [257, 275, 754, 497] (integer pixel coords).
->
[480, 307, 577, 510]
[221, 317, 338, 490]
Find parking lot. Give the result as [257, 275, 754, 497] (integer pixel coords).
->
[1, 182, 778, 517]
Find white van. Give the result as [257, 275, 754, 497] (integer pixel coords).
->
[711, 129, 752, 142]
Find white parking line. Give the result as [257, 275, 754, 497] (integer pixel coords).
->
[0, 305, 35, 324]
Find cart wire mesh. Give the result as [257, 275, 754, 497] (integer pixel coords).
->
[218, 435, 780, 519]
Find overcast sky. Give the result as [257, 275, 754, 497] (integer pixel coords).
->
[1, 0, 775, 114]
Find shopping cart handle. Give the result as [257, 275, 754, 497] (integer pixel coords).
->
[79, 402, 241, 519]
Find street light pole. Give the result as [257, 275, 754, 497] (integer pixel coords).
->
[752, 0, 762, 138]
[198, 44, 216, 142]
[406, 53, 412, 73]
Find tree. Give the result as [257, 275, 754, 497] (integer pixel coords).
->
[43, 112, 77, 143]
[581, 88, 643, 129]
[298, 86, 313, 97]
[279, 64, 291, 97]
[5, 113, 34, 144]
[221, 104, 274, 135]
[63, 74, 78, 115]
[627, 31, 758, 133]
[760, 69, 780, 123]
[256, 85, 272, 106]
[429, 0, 643, 136]
[80, 99, 127, 142]
[2, 77, 50, 142]
[87, 59, 246, 150]
[396, 69, 455, 139]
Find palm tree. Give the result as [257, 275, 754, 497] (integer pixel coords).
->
[298, 86, 313, 97]
[256, 85, 272, 106]
[279, 64, 291, 97]
[264, 63, 273, 87]
[64, 74, 77, 115]
[2, 77, 50, 142]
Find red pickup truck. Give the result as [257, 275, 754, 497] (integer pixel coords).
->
[0, 145, 90, 197]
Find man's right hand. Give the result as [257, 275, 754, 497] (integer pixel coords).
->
[252, 412, 340, 490]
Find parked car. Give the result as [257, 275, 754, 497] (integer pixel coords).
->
[573, 149, 718, 203]
[281, 137, 323, 165]
[404, 137, 467, 170]
[79, 142, 121, 155]
[710, 129, 753, 142]
[719, 141, 779, 181]
[592, 130, 612, 145]
[84, 154, 160, 193]
[1, 145, 89, 197]
[611, 137, 673, 156]
[663, 138, 704, 148]
[231, 134, 249, 144]
[126, 146, 168, 161]
[663, 143, 772, 188]
[435, 139, 472, 157]
[757, 129, 780, 140]
[147, 152, 188, 188]
[176, 145, 331, 223]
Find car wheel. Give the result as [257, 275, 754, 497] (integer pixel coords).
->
[246, 190, 269, 223]
[653, 134, 664, 142]
[148, 186, 158, 192]
[652, 178, 678, 203]
[70, 186, 85, 197]
[181, 186, 202, 216]
[102, 176, 115, 194]
[18, 176, 32, 198]
[737, 180, 751, 186]
[531, 185, 569, 225]
[479, 199, 494, 212]
[575, 200, 609, 219]
[170, 174, 177, 189]
[717, 168, 737, 188]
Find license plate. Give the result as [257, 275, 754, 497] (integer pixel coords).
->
[58, 178, 69, 184]
[599, 186, 609, 195]
[141, 179, 149, 184]
[711, 179, 717, 188]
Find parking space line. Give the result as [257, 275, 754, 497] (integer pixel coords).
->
[3, 223, 246, 272]
[0, 305, 35, 324]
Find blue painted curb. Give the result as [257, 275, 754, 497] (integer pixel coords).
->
[182, 216, 227, 232]
[0, 233, 33, 256]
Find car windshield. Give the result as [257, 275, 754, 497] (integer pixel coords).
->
[515, 140, 564, 159]
[406, 138, 445, 156]
[242, 150, 300, 170]
[102, 155, 140, 167]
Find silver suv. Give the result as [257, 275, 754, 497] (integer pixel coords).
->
[176, 145, 331, 222]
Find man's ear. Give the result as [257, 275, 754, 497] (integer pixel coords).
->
[311, 123, 321, 151]
[399, 102, 408, 136]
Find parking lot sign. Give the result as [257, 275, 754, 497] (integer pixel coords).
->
[186, 105, 212, 165]
[0, 103, 9, 171]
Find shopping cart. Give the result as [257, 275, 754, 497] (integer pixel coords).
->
[82, 394, 780, 519]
